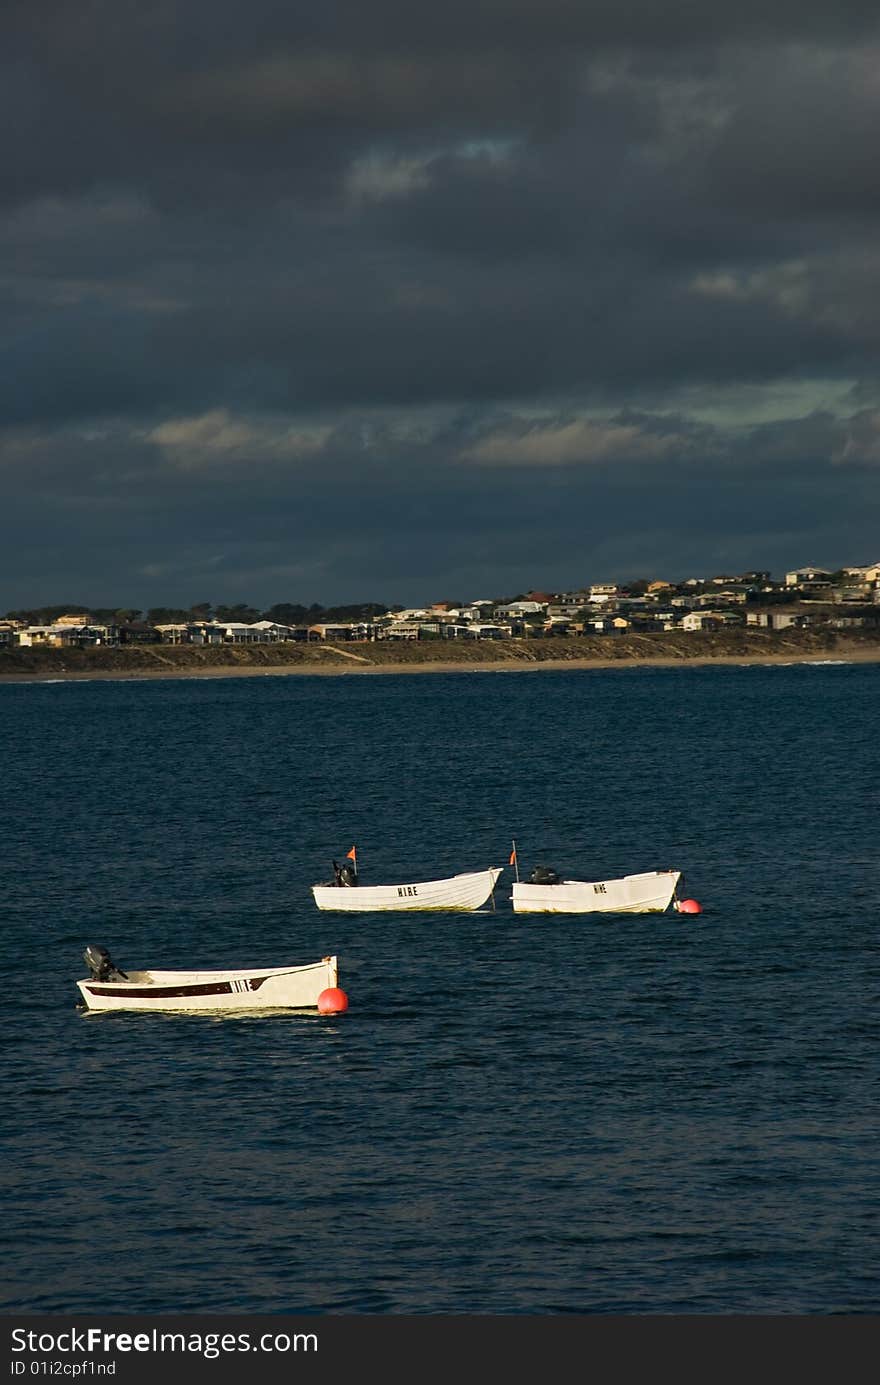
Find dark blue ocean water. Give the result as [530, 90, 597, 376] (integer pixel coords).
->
[1, 662, 878, 1315]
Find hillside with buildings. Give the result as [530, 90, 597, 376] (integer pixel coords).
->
[3, 626, 880, 680]
[2, 564, 879, 677]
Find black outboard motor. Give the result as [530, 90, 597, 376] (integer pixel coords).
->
[528, 865, 560, 886]
[83, 944, 128, 982]
[338, 864, 358, 887]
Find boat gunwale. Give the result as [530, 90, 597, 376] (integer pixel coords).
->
[311, 866, 502, 911]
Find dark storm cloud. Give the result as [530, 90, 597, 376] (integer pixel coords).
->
[3, 403, 877, 607]
[2, 210, 857, 427]
[3, 423, 878, 611]
[3, 1, 880, 607]
[4, 2, 879, 209]
[702, 47, 880, 219]
[2, 5, 575, 210]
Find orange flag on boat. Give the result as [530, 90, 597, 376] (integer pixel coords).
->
[509, 846, 517, 866]
[346, 846, 357, 862]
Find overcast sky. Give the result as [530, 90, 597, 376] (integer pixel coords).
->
[3, 1, 879, 611]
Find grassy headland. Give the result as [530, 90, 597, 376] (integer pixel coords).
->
[2, 627, 880, 682]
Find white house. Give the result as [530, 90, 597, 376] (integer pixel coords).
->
[495, 600, 547, 616]
[680, 611, 744, 631]
[213, 622, 273, 643]
[844, 562, 880, 583]
[250, 620, 296, 640]
[785, 566, 830, 586]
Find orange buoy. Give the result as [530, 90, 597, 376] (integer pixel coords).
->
[674, 898, 702, 914]
[317, 987, 349, 1014]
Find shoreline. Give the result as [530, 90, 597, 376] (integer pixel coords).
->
[2, 646, 880, 684]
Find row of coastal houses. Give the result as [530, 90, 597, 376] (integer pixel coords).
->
[2, 565, 880, 649]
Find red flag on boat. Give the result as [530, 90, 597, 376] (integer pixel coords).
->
[346, 846, 357, 862]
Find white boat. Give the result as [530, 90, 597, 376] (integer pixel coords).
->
[511, 866, 683, 915]
[312, 853, 503, 912]
[76, 945, 346, 1013]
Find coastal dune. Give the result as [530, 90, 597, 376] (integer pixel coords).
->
[2, 628, 879, 682]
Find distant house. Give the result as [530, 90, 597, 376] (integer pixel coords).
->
[746, 603, 841, 630]
[698, 589, 748, 605]
[830, 584, 872, 604]
[588, 615, 630, 634]
[154, 623, 196, 644]
[785, 566, 830, 587]
[843, 562, 880, 583]
[680, 611, 744, 631]
[155, 621, 247, 645]
[629, 610, 676, 632]
[387, 608, 429, 622]
[14, 621, 113, 647]
[250, 620, 296, 641]
[117, 622, 162, 644]
[215, 622, 260, 643]
[211, 621, 304, 643]
[16, 625, 64, 647]
[307, 622, 371, 641]
[496, 600, 547, 617]
[54, 624, 108, 647]
[827, 606, 880, 629]
[747, 608, 809, 631]
[55, 612, 94, 626]
[545, 602, 587, 620]
[194, 623, 226, 645]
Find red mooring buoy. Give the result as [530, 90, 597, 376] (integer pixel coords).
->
[674, 898, 703, 915]
[317, 987, 349, 1014]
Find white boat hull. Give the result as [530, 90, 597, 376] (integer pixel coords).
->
[511, 870, 681, 915]
[312, 867, 503, 912]
[77, 956, 339, 1013]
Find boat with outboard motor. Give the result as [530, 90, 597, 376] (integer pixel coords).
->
[511, 867, 685, 914]
[76, 944, 347, 1013]
[507, 843, 701, 915]
[311, 846, 503, 912]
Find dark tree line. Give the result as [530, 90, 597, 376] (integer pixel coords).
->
[2, 600, 399, 625]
